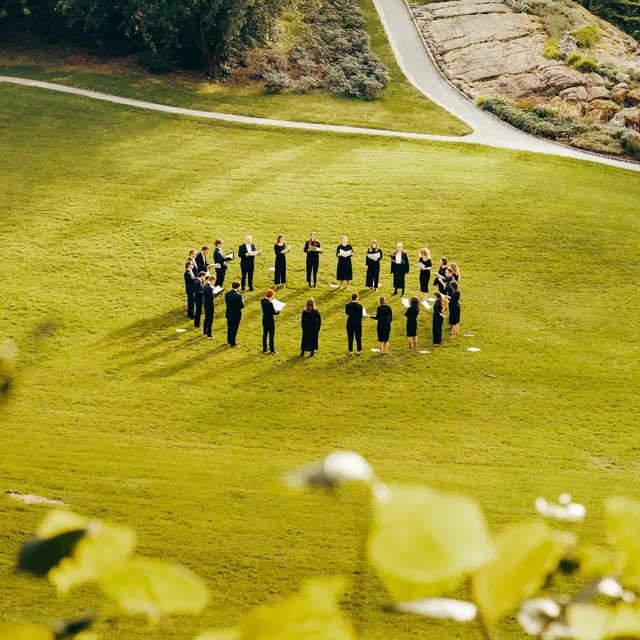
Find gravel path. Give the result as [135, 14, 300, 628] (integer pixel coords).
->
[2, 23, 639, 176]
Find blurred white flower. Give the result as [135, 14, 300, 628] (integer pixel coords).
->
[535, 496, 585, 522]
[391, 598, 477, 621]
[598, 577, 636, 602]
[518, 599, 561, 635]
[558, 493, 572, 506]
[284, 451, 375, 489]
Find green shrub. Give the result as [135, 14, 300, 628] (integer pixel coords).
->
[533, 103, 558, 118]
[574, 57, 600, 73]
[542, 38, 563, 60]
[569, 130, 624, 155]
[263, 71, 292, 92]
[571, 24, 600, 47]
[621, 130, 640, 157]
[565, 52, 583, 66]
[480, 97, 587, 139]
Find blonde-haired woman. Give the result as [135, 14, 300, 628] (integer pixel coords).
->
[336, 235, 353, 289]
[365, 239, 382, 291]
[371, 295, 393, 355]
[418, 248, 432, 301]
[451, 262, 461, 282]
[300, 298, 321, 357]
[274, 234, 288, 288]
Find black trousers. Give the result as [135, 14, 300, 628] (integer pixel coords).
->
[227, 318, 240, 345]
[306, 260, 318, 286]
[347, 322, 362, 352]
[203, 307, 214, 336]
[433, 317, 443, 345]
[194, 299, 203, 327]
[187, 292, 194, 318]
[217, 269, 226, 289]
[262, 323, 275, 352]
[241, 264, 254, 290]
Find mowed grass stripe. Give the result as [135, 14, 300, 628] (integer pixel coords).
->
[0, 84, 639, 639]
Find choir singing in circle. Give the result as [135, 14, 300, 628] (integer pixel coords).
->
[183, 234, 462, 356]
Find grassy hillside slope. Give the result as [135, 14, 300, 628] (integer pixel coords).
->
[0, 84, 639, 639]
[0, 0, 470, 136]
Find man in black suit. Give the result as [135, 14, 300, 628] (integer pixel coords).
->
[260, 288, 280, 354]
[238, 235, 258, 292]
[195, 246, 210, 274]
[203, 274, 220, 338]
[184, 259, 196, 319]
[345, 292, 364, 356]
[225, 280, 245, 347]
[193, 272, 206, 328]
[213, 238, 229, 289]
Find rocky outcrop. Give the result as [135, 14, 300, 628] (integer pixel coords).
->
[409, 0, 640, 104]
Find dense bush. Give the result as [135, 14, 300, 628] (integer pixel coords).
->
[569, 129, 624, 154]
[571, 23, 600, 46]
[263, 69, 293, 92]
[480, 97, 587, 139]
[621, 129, 640, 156]
[573, 57, 600, 72]
[542, 38, 563, 59]
[565, 52, 583, 66]
[263, 0, 390, 99]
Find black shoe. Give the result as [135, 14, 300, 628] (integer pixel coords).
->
[241, 288, 245, 292]
[263, 349, 268, 353]
[309, 351, 315, 357]
[300, 351, 305, 357]
[270, 350, 278, 354]
[249, 287, 254, 292]
[393, 290, 398, 295]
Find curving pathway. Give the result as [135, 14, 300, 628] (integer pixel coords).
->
[1, 0, 639, 174]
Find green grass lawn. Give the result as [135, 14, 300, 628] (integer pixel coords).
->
[0, 0, 470, 137]
[1, 82, 639, 640]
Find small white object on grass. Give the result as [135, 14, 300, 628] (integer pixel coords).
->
[535, 496, 586, 521]
[391, 598, 477, 622]
[467, 347, 481, 352]
[371, 348, 381, 353]
[7, 493, 65, 506]
[175, 329, 187, 333]
[419, 350, 429, 354]
[401, 298, 410, 308]
[267, 267, 275, 271]
[285, 451, 376, 489]
[330, 284, 340, 289]
[427, 297, 436, 302]
[421, 301, 431, 309]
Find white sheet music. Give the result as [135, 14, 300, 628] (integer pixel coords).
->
[272, 299, 286, 312]
[401, 298, 410, 308]
[368, 252, 381, 262]
[338, 249, 352, 258]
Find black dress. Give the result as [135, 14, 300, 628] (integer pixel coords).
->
[301, 309, 321, 352]
[336, 244, 353, 281]
[449, 291, 461, 325]
[390, 251, 410, 293]
[274, 244, 287, 285]
[304, 241, 321, 286]
[365, 249, 382, 289]
[432, 300, 444, 344]
[405, 306, 419, 338]
[419, 258, 432, 293]
[372, 305, 393, 342]
[435, 266, 447, 294]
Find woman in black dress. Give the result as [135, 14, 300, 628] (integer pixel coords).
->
[434, 257, 448, 295]
[371, 295, 393, 355]
[418, 248, 432, 302]
[448, 280, 461, 338]
[274, 234, 288, 287]
[390, 242, 409, 296]
[405, 296, 420, 351]
[365, 239, 382, 291]
[303, 232, 321, 288]
[451, 262, 461, 283]
[336, 236, 353, 289]
[432, 291, 446, 346]
[300, 297, 321, 357]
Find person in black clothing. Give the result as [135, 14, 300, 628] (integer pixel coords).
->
[239, 235, 258, 292]
[225, 280, 245, 347]
[184, 259, 196, 319]
[300, 298, 321, 357]
[390, 242, 410, 296]
[303, 232, 321, 288]
[274, 234, 289, 287]
[448, 280, 461, 338]
[418, 248, 432, 301]
[345, 292, 365, 356]
[432, 291, 446, 346]
[405, 296, 420, 351]
[371, 295, 392, 355]
[195, 246, 211, 274]
[193, 272, 206, 328]
[261, 288, 280, 353]
[213, 239, 230, 289]
[203, 274, 221, 338]
[434, 257, 448, 294]
[436, 267, 455, 298]
[336, 236, 353, 289]
[188, 249, 198, 276]
[365, 240, 382, 291]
